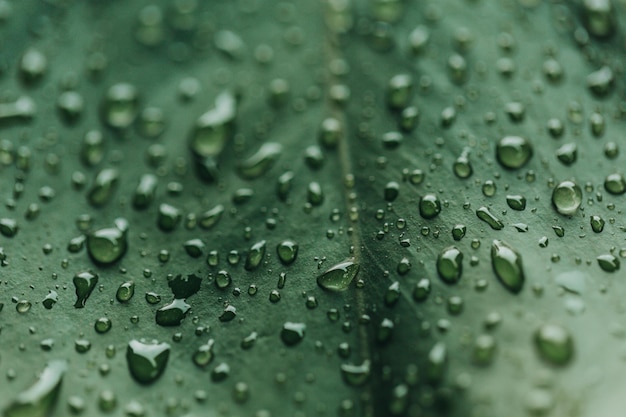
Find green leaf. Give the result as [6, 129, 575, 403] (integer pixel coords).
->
[1, 1, 625, 416]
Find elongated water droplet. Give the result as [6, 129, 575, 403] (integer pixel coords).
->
[476, 206, 503, 230]
[491, 240, 525, 293]
[189, 91, 237, 159]
[340, 360, 370, 386]
[245, 240, 266, 271]
[126, 339, 170, 384]
[3, 360, 66, 417]
[534, 324, 573, 366]
[426, 342, 447, 383]
[73, 271, 99, 308]
[238, 142, 282, 179]
[87, 168, 119, 207]
[132, 174, 158, 210]
[419, 193, 441, 219]
[437, 246, 463, 284]
[317, 259, 359, 291]
[116, 281, 135, 303]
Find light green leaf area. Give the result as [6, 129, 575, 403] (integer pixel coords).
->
[0, 1, 624, 416]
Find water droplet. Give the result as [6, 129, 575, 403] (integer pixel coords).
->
[412, 278, 431, 302]
[168, 274, 201, 299]
[590, 215, 605, 233]
[198, 204, 224, 230]
[419, 193, 441, 219]
[587, 66, 614, 97]
[219, 305, 237, 322]
[183, 239, 205, 258]
[604, 173, 626, 195]
[189, 91, 237, 159]
[534, 323, 573, 366]
[555, 143, 577, 166]
[281, 322, 306, 346]
[387, 74, 413, 110]
[496, 136, 533, 169]
[101, 83, 139, 129]
[426, 342, 447, 383]
[491, 240, 525, 294]
[157, 203, 182, 232]
[126, 339, 170, 384]
[94, 317, 112, 334]
[19, 48, 47, 84]
[238, 142, 282, 179]
[340, 360, 370, 386]
[156, 299, 191, 326]
[0, 218, 18, 237]
[42, 291, 58, 310]
[86, 221, 128, 265]
[473, 334, 496, 366]
[245, 240, 266, 271]
[72, 271, 98, 308]
[437, 246, 463, 284]
[506, 194, 526, 211]
[192, 339, 215, 368]
[277, 240, 298, 265]
[551, 181, 582, 216]
[453, 150, 472, 179]
[582, 0, 615, 38]
[116, 281, 135, 303]
[132, 174, 158, 210]
[87, 168, 119, 207]
[597, 254, 620, 272]
[307, 182, 324, 206]
[317, 259, 359, 291]
[3, 360, 66, 417]
[476, 206, 503, 230]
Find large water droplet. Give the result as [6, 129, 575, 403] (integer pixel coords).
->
[155, 299, 191, 326]
[476, 206, 503, 230]
[87, 168, 119, 207]
[276, 240, 298, 265]
[340, 360, 370, 386]
[126, 339, 170, 384]
[3, 360, 66, 417]
[86, 220, 128, 265]
[437, 246, 463, 284]
[189, 91, 237, 159]
[238, 142, 282, 180]
[496, 136, 533, 169]
[245, 240, 266, 271]
[72, 271, 99, 308]
[491, 240, 525, 294]
[101, 83, 139, 129]
[551, 181, 582, 215]
[317, 259, 359, 291]
[281, 322, 306, 346]
[534, 324, 573, 366]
